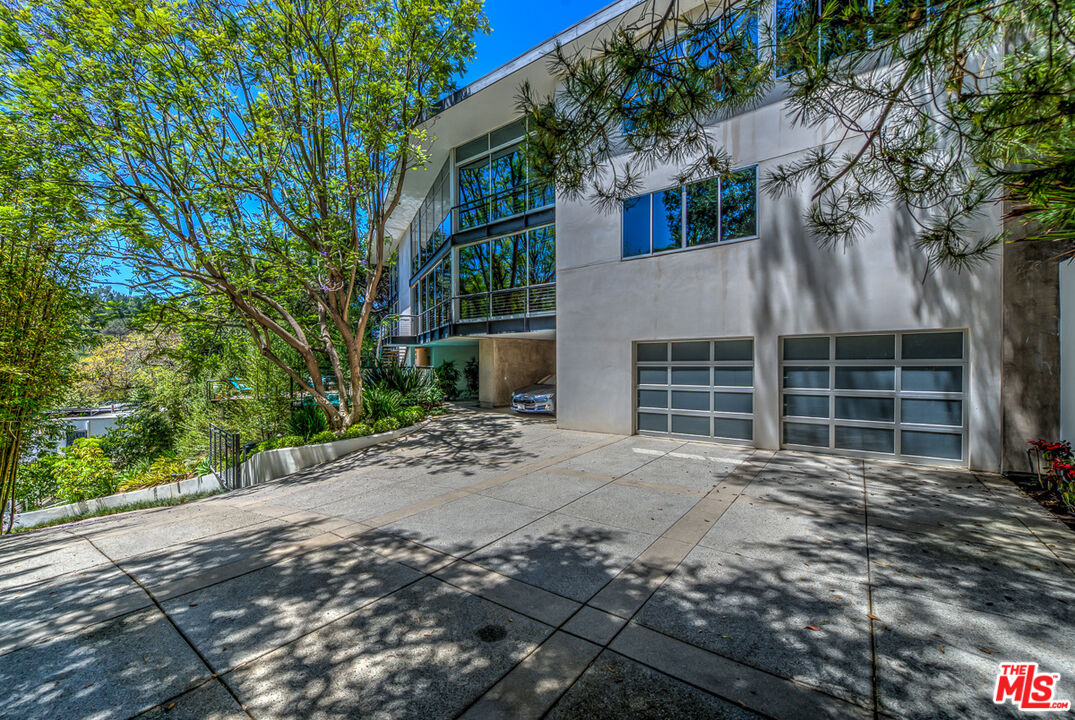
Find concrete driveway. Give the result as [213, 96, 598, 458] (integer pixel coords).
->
[2, 409, 1073, 720]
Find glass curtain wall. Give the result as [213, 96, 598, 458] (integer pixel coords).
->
[458, 225, 556, 321]
[409, 161, 451, 276]
[414, 255, 451, 334]
[456, 119, 554, 231]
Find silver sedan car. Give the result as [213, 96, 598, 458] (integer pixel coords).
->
[511, 374, 556, 414]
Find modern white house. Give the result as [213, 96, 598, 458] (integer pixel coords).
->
[50, 404, 134, 450]
[380, 0, 1070, 473]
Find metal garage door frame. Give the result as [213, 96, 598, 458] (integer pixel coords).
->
[634, 337, 755, 445]
[780, 330, 969, 466]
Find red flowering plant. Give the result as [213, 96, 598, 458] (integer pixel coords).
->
[1047, 460, 1075, 513]
[1027, 439, 1073, 489]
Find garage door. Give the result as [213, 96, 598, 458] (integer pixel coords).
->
[635, 339, 754, 443]
[781, 331, 966, 463]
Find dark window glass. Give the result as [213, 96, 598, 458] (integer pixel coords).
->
[721, 167, 757, 240]
[784, 336, 830, 360]
[835, 367, 894, 391]
[686, 178, 720, 247]
[715, 367, 753, 387]
[835, 426, 894, 454]
[623, 195, 651, 257]
[490, 147, 527, 221]
[458, 242, 489, 319]
[653, 188, 683, 252]
[820, 1, 870, 63]
[714, 339, 753, 361]
[714, 417, 753, 440]
[458, 159, 490, 229]
[638, 390, 667, 408]
[901, 430, 962, 460]
[783, 394, 829, 417]
[784, 421, 829, 447]
[902, 366, 963, 393]
[637, 343, 667, 362]
[671, 341, 710, 361]
[528, 227, 556, 285]
[490, 118, 526, 148]
[835, 396, 894, 422]
[671, 367, 710, 386]
[901, 332, 963, 360]
[638, 367, 668, 385]
[457, 135, 489, 163]
[672, 414, 710, 436]
[491, 234, 526, 291]
[901, 399, 962, 426]
[671, 391, 709, 411]
[715, 392, 753, 414]
[638, 413, 668, 432]
[835, 334, 895, 360]
[783, 366, 830, 388]
[775, 0, 815, 76]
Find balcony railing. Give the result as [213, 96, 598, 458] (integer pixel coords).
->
[378, 282, 556, 347]
[457, 283, 556, 322]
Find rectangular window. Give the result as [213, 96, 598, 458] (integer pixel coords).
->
[453, 118, 548, 233]
[623, 166, 758, 259]
[623, 195, 652, 257]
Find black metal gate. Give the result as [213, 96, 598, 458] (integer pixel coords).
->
[208, 423, 242, 489]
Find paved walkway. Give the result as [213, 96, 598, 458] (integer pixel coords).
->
[1, 410, 1073, 719]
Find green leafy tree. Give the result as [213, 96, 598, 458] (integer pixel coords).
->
[53, 438, 119, 504]
[519, 0, 1075, 266]
[0, 116, 98, 530]
[1, 0, 487, 430]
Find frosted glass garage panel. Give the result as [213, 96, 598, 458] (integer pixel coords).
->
[902, 366, 963, 393]
[781, 331, 967, 463]
[672, 414, 710, 436]
[784, 422, 829, 448]
[638, 413, 668, 432]
[902, 430, 962, 459]
[634, 338, 754, 443]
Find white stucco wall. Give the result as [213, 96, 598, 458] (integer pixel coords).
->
[554, 100, 1005, 471]
[1061, 259, 1075, 444]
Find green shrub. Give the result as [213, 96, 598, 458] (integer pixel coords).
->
[289, 405, 328, 440]
[53, 438, 119, 504]
[100, 407, 176, 470]
[256, 438, 278, 452]
[16, 453, 61, 511]
[395, 406, 427, 427]
[364, 386, 404, 421]
[434, 360, 461, 400]
[372, 417, 400, 434]
[309, 430, 338, 444]
[364, 361, 436, 396]
[406, 384, 445, 409]
[276, 435, 304, 448]
[119, 456, 189, 492]
[344, 423, 373, 439]
[464, 358, 479, 397]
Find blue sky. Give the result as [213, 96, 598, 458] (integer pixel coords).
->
[459, 0, 610, 85]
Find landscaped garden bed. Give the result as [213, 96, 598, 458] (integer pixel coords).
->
[1013, 440, 1075, 532]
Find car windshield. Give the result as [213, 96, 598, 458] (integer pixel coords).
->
[538, 374, 556, 385]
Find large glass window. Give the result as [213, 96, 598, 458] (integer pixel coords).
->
[413, 255, 452, 334]
[457, 226, 556, 321]
[409, 161, 451, 278]
[775, 0, 878, 76]
[623, 166, 758, 259]
[455, 119, 553, 232]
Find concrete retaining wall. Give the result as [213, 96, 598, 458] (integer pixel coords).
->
[240, 420, 427, 486]
[15, 420, 428, 529]
[14, 472, 223, 529]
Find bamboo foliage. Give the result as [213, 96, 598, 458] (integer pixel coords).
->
[0, 118, 96, 530]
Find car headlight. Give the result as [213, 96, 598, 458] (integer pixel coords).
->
[532, 394, 550, 402]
